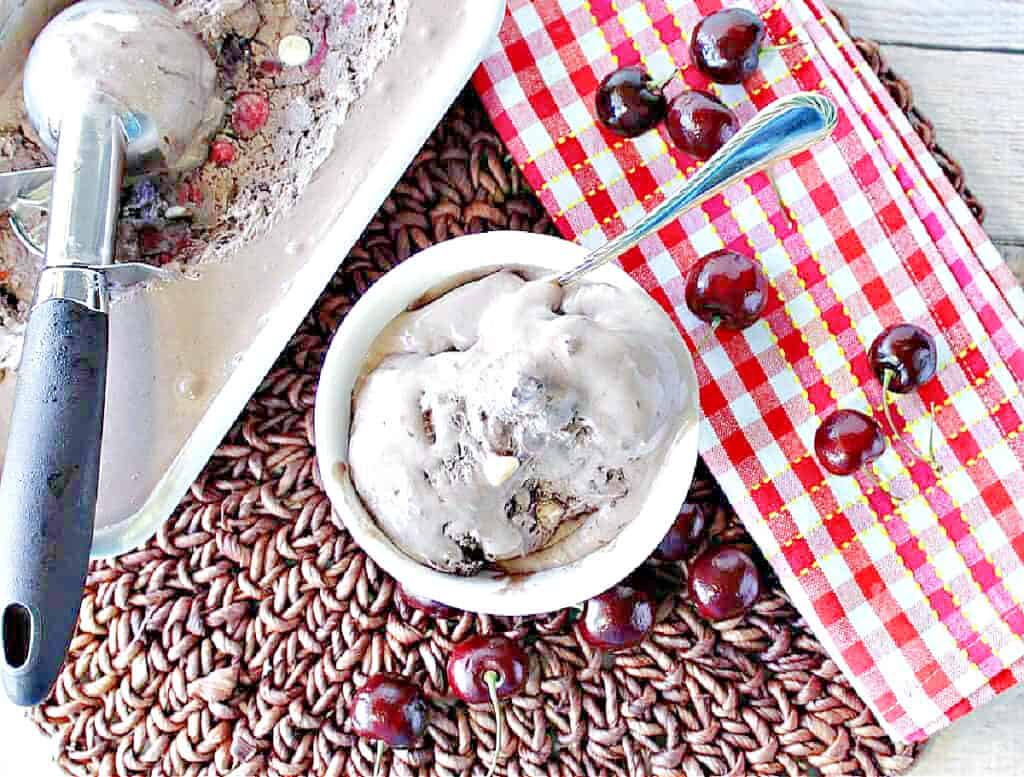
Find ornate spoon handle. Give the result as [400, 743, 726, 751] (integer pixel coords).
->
[558, 92, 838, 286]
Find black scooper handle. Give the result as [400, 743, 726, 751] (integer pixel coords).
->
[0, 269, 107, 705]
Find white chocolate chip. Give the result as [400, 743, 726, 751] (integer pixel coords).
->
[278, 35, 313, 67]
[481, 454, 519, 487]
[535, 500, 565, 532]
[164, 205, 189, 220]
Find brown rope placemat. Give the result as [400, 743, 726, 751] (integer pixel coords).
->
[30, 17, 984, 777]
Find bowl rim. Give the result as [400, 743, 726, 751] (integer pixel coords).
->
[314, 230, 700, 615]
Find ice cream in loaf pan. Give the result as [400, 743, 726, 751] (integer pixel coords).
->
[0, 0, 409, 368]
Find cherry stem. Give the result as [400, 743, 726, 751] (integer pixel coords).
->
[761, 41, 803, 53]
[866, 467, 906, 503]
[484, 670, 503, 777]
[882, 370, 943, 475]
[372, 740, 384, 777]
[881, 370, 900, 439]
[927, 403, 941, 470]
[651, 67, 681, 92]
[768, 172, 798, 232]
[698, 318, 722, 351]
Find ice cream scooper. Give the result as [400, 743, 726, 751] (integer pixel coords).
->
[0, 0, 217, 706]
[558, 92, 838, 286]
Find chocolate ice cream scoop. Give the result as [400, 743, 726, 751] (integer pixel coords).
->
[349, 270, 688, 576]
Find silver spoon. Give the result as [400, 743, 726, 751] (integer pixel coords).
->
[558, 92, 837, 286]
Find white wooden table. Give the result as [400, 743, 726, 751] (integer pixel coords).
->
[0, 3, 1021, 776]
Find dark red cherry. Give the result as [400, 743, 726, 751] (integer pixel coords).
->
[687, 545, 763, 621]
[691, 8, 766, 84]
[654, 503, 709, 562]
[579, 583, 654, 651]
[623, 564, 661, 600]
[685, 249, 768, 330]
[666, 90, 738, 160]
[869, 324, 937, 395]
[870, 323, 941, 468]
[396, 584, 458, 618]
[349, 673, 428, 748]
[595, 66, 669, 137]
[447, 634, 527, 705]
[815, 409, 886, 476]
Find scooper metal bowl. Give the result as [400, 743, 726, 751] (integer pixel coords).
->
[0, 0, 216, 705]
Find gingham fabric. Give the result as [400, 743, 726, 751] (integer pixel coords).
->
[472, 0, 1024, 744]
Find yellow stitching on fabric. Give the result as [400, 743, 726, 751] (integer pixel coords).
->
[732, 185, 841, 407]
[795, 421, 1024, 665]
[565, 7, 1022, 663]
[521, 0, 679, 191]
[756, 377, 1021, 519]
[769, 176, 1002, 502]
[812, 6, 1018, 362]
[514, 0, 613, 169]
[551, 145, 671, 218]
[748, 56, 813, 98]
[745, 366, 1016, 495]
[769, 214, 1002, 450]
[742, 177, 1004, 662]
[525, 51, 814, 178]
[519, 1, 810, 184]
[521, 127, 590, 167]
[769, 173, 1002, 532]
[585, 0, 616, 64]
[941, 488, 1024, 661]
[661, 165, 831, 504]
[749, 452, 815, 493]
[730, 3, 1015, 668]
[943, 435, 1024, 587]
[913, 380, 1021, 449]
[526, 131, 653, 193]
[571, 170, 687, 241]
[767, 123, 1022, 668]
[613, 0, 643, 60]
[868, 462, 1019, 666]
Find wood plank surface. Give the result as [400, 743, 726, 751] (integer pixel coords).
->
[836, 0, 1024, 51]
[999, 244, 1024, 284]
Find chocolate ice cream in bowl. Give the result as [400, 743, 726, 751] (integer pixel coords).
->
[315, 92, 837, 614]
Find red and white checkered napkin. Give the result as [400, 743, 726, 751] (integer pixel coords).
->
[473, 0, 1024, 743]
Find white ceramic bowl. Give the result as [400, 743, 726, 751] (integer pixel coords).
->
[315, 231, 700, 615]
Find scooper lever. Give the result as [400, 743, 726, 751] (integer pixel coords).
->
[0, 0, 217, 706]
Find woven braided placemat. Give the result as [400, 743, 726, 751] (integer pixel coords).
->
[31, 15, 985, 777]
